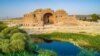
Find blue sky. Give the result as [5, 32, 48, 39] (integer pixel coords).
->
[0, 0, 100, 18]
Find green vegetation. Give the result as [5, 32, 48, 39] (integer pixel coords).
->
[0, 25, 36, 55]
[0, 23, 57, 56]
[0, 21, 7, 32]
[37, 49, 57, 56]
[31, 32, 100, 51]
[90, 14, 100, 22]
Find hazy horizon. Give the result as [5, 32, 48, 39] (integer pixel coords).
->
[0, 0, 100, 18]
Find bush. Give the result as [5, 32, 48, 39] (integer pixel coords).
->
[10, 39, 25, 52]
[0, 33, 5, 39]
[0, 26, 37, 55]
[0, 39, 10, 53]
[10, 33, 27, 41]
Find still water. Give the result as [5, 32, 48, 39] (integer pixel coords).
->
[38, 41, 100, 56]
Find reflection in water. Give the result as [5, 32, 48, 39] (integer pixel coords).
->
[38, 41, 100, 56]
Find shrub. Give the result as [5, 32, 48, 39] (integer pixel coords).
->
[10, 33, 27, 41]
[10, 39, 25, 52]
[0, 26, 37, 55]
[0, 33, 5, 39]
[0, 39, 10, 53]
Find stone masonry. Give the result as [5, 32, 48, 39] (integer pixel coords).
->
[22, 8, 78, 27]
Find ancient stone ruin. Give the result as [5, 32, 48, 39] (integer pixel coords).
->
[22, 8, 78, 27]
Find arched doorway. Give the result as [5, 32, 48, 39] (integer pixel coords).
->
[43, 13, 53, 25]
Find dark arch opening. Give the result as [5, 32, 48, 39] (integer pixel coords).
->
[43, 13, 53, 25]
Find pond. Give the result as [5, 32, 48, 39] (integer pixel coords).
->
[38, 41, 100, 56]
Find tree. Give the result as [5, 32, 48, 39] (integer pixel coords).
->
[91, 14, 100, 22]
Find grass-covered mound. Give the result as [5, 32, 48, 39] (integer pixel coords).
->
[31, 32, 100, 51]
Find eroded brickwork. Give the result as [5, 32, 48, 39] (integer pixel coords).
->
[22, 8, 78, 27]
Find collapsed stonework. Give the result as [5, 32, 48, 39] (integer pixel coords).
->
[22, 8, 78, 27]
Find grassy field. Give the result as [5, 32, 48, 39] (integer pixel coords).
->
[31, 32, 100, 51]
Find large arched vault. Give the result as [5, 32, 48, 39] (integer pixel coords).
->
[43, 13, 54, 25]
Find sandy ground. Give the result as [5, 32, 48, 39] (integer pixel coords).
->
[21, 21, 100, 34]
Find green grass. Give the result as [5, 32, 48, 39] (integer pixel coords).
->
[31, 32, 100, 51]
[37, 49, 57, 56]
